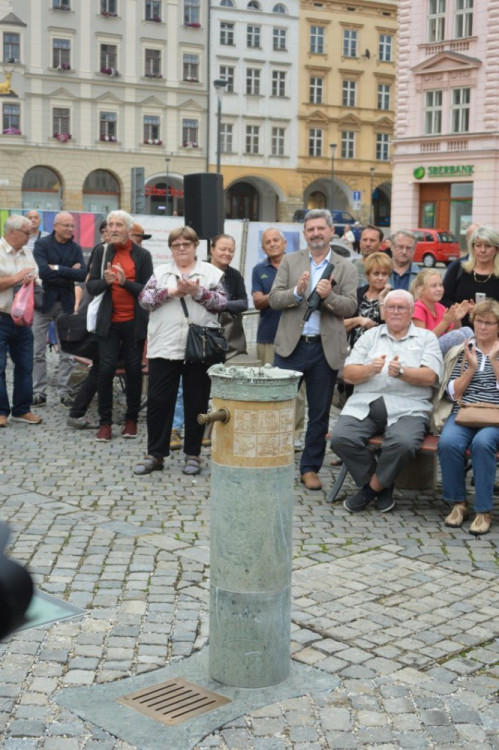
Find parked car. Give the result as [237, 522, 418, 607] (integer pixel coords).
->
[411, 229, 461, 267]
[292, 209, 357, 236]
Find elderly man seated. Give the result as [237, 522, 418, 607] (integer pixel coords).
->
[330, 289, 443, 513]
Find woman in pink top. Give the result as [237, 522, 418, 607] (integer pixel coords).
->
[411, 269, 473, 353]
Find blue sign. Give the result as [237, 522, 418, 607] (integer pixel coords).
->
[352, 190, 361, 201]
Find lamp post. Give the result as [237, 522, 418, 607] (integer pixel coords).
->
[329, 143, 337, 216]
[369, 167, 375, 224]
[165, 157, 170, 215]
[213, 79, 228, 174]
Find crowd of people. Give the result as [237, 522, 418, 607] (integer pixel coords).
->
[0, 208, 497, 533]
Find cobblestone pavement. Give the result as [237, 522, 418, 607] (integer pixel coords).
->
[0, 354, 498, 749]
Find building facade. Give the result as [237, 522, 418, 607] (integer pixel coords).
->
[392, 1, 498, 246]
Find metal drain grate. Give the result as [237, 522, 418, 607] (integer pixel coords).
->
[117, 677, 231, 726]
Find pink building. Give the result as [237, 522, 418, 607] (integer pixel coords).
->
[391, 1, 498, 247]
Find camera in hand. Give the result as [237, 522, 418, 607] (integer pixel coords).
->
[303, 262, 335, 321]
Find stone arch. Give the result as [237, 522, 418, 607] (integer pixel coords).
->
[82, 169, 121, 213]
[22, 165, 64, 210]
[224, 176, 286, 221]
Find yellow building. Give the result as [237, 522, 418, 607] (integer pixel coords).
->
[297, 0, 397, 225]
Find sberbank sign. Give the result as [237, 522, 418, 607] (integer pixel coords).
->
[413, 165, 474, 179]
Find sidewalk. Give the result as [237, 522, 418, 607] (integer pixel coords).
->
[0, 353, 498, 749]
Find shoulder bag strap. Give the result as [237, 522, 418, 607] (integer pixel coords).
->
[180, 297, 190, 322]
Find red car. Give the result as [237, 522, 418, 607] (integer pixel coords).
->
[411, 229, 461, 267]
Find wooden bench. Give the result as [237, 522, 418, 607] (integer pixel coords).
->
[328, 433, 479, 503]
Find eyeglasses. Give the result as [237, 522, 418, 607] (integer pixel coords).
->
[171, 241, 193, 249]
[17, 229, 30, 236]
[393, 245, 414, 252]
[384, 305, 411, 313]
[474, 319, 498, 327]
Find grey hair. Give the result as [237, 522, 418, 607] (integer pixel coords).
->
[107, 210, 134, 231]
[5, 214, 31, 233]
[384, 289, 414, 312]
[262, 227, 286, 244]
[304, 208, 333, 227]
[392, 229, 416, 248]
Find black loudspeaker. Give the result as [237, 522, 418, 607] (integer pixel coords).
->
[184, 173, 224, 240]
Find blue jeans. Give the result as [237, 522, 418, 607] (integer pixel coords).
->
[0, 313, 34, 417]
[438, 411, 499, 513]
[274, 339, 337, 475]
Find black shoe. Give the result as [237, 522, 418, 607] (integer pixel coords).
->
[343, 484, 377, 513]
[377, 486, 395, 513]
[32, 394, 47, 407]
[60, 395, 74, 408]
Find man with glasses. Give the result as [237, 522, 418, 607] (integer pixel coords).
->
[0, 215, 42, 426]
[33, 212, 86, 407]
[330, 289, 443, 513]
[389, 229, 420, 291]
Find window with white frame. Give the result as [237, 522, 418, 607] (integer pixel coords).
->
[245, 125, 259, 154]
[310, 25, 325, 54]
[247, 25, 261, 48]
[424, 89, 442, 134]
[53, 0, 70, 9]
[99, 111, 117, 141]
[451, 87, 470, 133]
[248, 1, 260, 8]
[273, 3, 286, 11]
[377, 83, 391, 110]
[145, 48, 161, 77]
[341, 131, 355, 159]
[3, 33, 20, 62]
[144, 115, 160, 142]
[220, 22, 234, 45]
[272, 126, 285, 156]
[220, 0, 233, 5]
[273, 27, 286, 50]
[101, 0, 117, 15]
[183, 54, 199, 81]
[309, 76, 323, 104]
[53, 107, 70, 136]
[246, 68, 261, 95]
[378, 34, 392, 62]
[272, 70, 286, 97]
[184, 0, 200, 25]
[100, 44, 117, 73]
[308, 128, 323, 157]
[219, 65, 235, 92]
[376, 133, 389, 161]
[182, 118, 198, 147]
[428, 0, 446, 42]
[3, 103, 20, 132]
[455, 0, 472, 38]
[53, 39, 71, 69]
[145, 0, 161, 21]
[220, 123, 233, 153]
[342, 80, 356, 107]
[343, 29, 357, 57]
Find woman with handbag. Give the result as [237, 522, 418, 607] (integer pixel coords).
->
[433, 299, 499, 535]
[133, 226, 227, 477]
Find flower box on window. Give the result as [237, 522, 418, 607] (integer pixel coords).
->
[153, 15, 161, 22]
[56, 63, 71, 71]
[184, 76, 199, 82]
[144, 138, 162, 145]
[101, 11, 117, 16]
[183, 141, 198, 148]
[54, 132, 72, 142]
[145, 73, 163, 79]
[185, 22, 200, 28]
[100, 134, 117, 142]
[3, 127, 21, 135]
[100, 67, 119, 76]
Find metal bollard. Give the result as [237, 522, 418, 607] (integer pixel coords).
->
[205, 364, 301, 688]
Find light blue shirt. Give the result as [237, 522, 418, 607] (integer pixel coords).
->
[295, 251, 332, 336]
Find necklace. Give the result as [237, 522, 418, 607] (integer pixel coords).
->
[473, 271, 493, 283]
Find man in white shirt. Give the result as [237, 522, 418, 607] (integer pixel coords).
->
[0, 215, 43, 427]
[25, 210, 48, 252]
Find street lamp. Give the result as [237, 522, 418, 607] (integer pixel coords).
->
[213, 78, 229, 174]
[329, 143, 337, 216]
[165, 157, 171, 215]
[369, 167, 375, 224]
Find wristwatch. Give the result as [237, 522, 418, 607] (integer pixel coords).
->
[398, 366, 405, 378]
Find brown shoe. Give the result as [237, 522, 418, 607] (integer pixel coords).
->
[300, 471, 322, 490]
[11, 412, 42, 425]
[444, 502, 468, 528]
[0, 415, 8, 428]
[469, 512, 492, 536]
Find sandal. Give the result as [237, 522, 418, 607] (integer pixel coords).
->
[133, 455, 164, 475]
[469, 512, 492, 536]
[183, 455, 201, 476]
[444, 502, 468, 528]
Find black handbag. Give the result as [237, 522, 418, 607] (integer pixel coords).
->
[180, 298, 228, 364]
[56, 311, 88, 344]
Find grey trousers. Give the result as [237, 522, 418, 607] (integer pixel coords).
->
[32, 304, 74, 398]
[330, 400, 428, 488]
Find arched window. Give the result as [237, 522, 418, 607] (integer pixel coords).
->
[247, 1, 260, 9]
[22, 166, 63, 210]
[220, 0, 234, 5]
[273, 3, 287, 12]
[83, 169, 120, 212]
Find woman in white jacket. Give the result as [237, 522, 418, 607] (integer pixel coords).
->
[133, 227, 227, 476]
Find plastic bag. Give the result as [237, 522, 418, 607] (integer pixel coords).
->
[11, 280, 35, 327]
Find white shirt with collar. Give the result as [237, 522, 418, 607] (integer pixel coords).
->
[0, 237, 38, 314]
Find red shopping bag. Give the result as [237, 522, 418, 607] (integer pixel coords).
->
[11, 280, 35, 327]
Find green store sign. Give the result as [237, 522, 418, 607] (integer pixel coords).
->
[413, 165, 474, 180]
